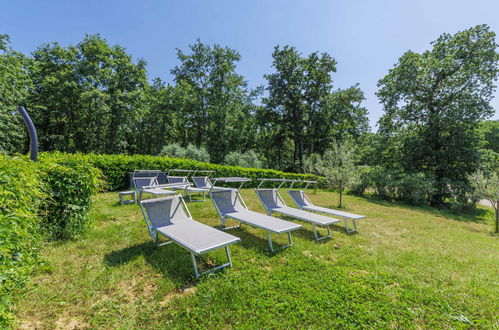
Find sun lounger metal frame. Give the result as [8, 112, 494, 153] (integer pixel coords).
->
[209, 177, 301, 252]
[286, 182, 366, 233]
[255, 179, 340, 241]
[139, 195, 240, 278]
[167, 169, 208, 202]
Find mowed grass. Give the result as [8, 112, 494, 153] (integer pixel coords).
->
[14, 189, 498, 329]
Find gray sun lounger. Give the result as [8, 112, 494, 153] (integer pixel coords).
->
[167, 175, 208, 202]
[192, 176, 227, 191]
[140, 195, 240, 278]
[133, 176, 176, 201]
[287, 190, 366, 233]
[209, 178, 301, 252]
[255, 186, 340, 241]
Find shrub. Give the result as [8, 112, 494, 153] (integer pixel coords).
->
[350, 166, 373, 196]
[0, 156, 45, 327]
[159, 143, 211, 162]
[39, 160, 102, 240]
[40, 152, 321, 191]
[224, 150, 263, 168]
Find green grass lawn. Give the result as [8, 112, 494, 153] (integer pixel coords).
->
[13, 190, 498, 329]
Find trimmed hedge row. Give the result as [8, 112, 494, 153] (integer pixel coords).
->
[0, 156, 45, 327]
[41, 152, 322, 191]
[0, 155, 101, 326]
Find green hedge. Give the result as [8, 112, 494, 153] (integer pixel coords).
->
[41, 152, 322, 191]
[0, 154, 101, 326]
[0, 156, 45, 327]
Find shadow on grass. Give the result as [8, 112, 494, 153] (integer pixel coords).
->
[358, 194, 489, 224]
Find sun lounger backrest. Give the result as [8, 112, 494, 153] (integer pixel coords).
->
[141, 196, 189, 228]
[133, 177, 157, 190]
[256, 189, 286, 209]
[192, 176, 211, 189]
[168, 176, 189, 184]
[287, 190, 311, 208]
[211, 189, 245, 214]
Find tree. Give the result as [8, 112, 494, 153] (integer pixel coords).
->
[171, 40, 258, 163]
[469, 171, 499, 233]
[224, 150, 263, 168]
[304, 140, 358, 208]
[377, 25, 499, 205]
[0, 34, 31, 154]
[28, 34, 148, 154]
[262, 46, 368, 171]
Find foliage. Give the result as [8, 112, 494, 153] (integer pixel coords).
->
[39, 152, 321, 191]
[28, 34, 148, 154]
[350, 165, 373, 195]
[377, 24, 499, 205]
[223, 150, 263, 168]
[171, 40, 259, 163]
[159, 143, 211, 162]
[468, 170, 499, 233]
[304, 140, 358, 207]
[38, 159, 103, 240]
[0, 156, 45, 327]
[0, 35, 31, 154]
[261, 46, 369, 171]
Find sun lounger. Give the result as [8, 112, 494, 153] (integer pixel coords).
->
[255, 186, 340, 241]
[209, 178, 301, 251]
[133, 176, 176, 201]
[167, 175, 208, 202]
[287, 190, 366, 233]
[140, 195, 240, 278]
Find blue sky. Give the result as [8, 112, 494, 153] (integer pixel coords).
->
[1, 0, 498, 129]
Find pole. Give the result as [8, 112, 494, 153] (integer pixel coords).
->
[17, 106, 38, 161]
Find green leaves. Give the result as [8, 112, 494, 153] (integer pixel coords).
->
[376, 24, 499, 204]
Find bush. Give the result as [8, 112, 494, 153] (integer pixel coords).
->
[224, 150, 263, 168]
[39, 160, 102, 239]
[350, 166, 373, 196]
[0, 156, 45, 327]
[40, 152, 321, 191]
[159, 143, 211, 162]
[0, 154, 102, 326]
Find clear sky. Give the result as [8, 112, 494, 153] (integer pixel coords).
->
[1, 0, 498, 129]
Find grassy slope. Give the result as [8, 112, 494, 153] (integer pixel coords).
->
[14, 190, 498, 329]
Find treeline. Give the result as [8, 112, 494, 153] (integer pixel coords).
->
[0, 34, 367, 171]
[1, 25, 498, 207]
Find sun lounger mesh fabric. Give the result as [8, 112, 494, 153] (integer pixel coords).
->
[142, 197, 189, 228]
[211, 190, 246, 213]
[168, 176, 188, 184]
[192, 177, 211, 189]
[287, 190, 310, 208]
[133, 177, 156, 190]
[257, 189, 286, 209]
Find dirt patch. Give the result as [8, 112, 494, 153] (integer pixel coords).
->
[160, 287, 197, 306]
[55, 316, 89, 329]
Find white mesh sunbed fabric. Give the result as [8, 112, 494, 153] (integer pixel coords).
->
[141, 197, 239, 254]
[140, 196, 239, 278]
[133, 177, 175, 197]
[256, 189, 340, 226]
[211, 190, 301, 234]
[287, 190, 365, 220]
[192, 177, 226, 191]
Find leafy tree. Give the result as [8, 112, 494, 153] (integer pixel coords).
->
[224, 150, 263, 168]
[262, 46, 368, 171]
[304, 140, 358, 208]
[159, 143, 210, 162]
[469, 170, 499, 233]
[28, 34, 148, 154]
[171, 40, 258, 163]
[377, 25, 499, 204]
[0, 34, 31, 154]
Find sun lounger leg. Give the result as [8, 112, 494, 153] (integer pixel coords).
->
[287, 232, 293, 246]
[267, 232, 274, 252]
[313, 224, 332, 241]
[225, 246, 233, 267]
[344, 220, 358, 234]
[191, 253, 200, 279]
